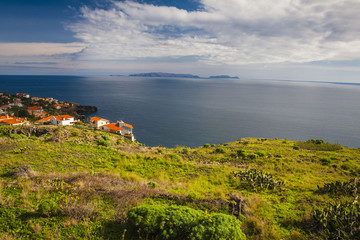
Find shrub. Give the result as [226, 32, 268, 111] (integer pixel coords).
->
[116, 138, 123, 145]
[312, 199, 360, 239]
[320, 158, 331, 166]
[29, 136, 38, 140]
[182, 148, 190, 154]
[255, 150, 266, 157]
[9, 134, 27, 139]
[70, 132, 79, 137]
[317, 179, 360, 196]
[297, 139, 342, 151]
[203, 144, 210, 148]
[38, 199, 59, 217]
[293, 146, 300, 150]
[233, 169, 285, 192]
[215, 148, 226, 154]
[126, 205, 245, 240]
[102, 134, 110, 140]
[341, 164, 351, 170]
[237, 149, 247, 158]
[248, 153, 258, 160]
[97, 139, 111, 147]
[148, 181, 158, 188]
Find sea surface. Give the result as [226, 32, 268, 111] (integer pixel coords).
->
[1, 75, 360, 148]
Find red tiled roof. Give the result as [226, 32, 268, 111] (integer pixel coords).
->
[90, 116, 103, 122]
[0, 105, 11, 109]
[53, 115, 74, 121]
[104, 123, 123, 131]
[27, 106, 42, 111]
[124, 123, 133, 129]
[36, 115, 54, 123]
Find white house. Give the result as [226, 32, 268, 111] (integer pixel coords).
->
[90, 116, 110, 129]
[50, 115, 76, 126]
[116, 121, 133, 135]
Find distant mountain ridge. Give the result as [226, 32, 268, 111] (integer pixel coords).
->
[209, 75, 239, 79]
[129, 72, 200, 78]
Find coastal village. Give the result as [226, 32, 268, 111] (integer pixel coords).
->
[0, 92, 135, 141]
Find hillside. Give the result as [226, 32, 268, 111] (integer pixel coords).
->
[0, 125, 359, 239]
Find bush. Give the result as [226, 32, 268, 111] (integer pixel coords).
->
[297, 139, 342, 151]
[313, 199, 360, 239]
[182, 148, 190, 154]
[38, 199, 59, 216]
[102, 134, 110, 140]
[233, 169, 285, 192]
[97, 139, 111, 147]
[148, 181, 158, 188]
[248, 153, 258, 160]
[9, 134, 27, 139]
[320, 158, 331, 166]
[341, 164, 351, 170]
[255, 150, 266, 157]
[237, 149, 247, 158]
[126, 205, 245, 240]
[215, 148, 226, 154]
[317, 179, 360, 196]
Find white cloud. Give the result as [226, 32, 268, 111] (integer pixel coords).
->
[67, 0, 360, 65]
[0, 42, 87, 57]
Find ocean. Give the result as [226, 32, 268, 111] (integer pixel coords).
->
[1, 75, 360, 148]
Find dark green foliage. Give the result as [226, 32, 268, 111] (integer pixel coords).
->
[233, 169, 285, 192]
[97, 139, 111, 147]
[341, 164, 351, 170]
[248, 153, 258, 160]
[182, 148, 190, 154]
[312, 199, 360, 239]
[293, 146, 300, 150]
[203, 143, 210, 148]
[320, 158, 331, 166]
[38, 199, 59, 216]
[148, 181, 158, 188]
[126, 205, 245, 240]
[317, 179, 360, 196]
[255, 150, 266, 157]
[237, 149, 247, 158]
[215, 148, 226, 153]
[102, 134, 110, 140]
[9, 134, 28, 139]
[297, 139, 342, 151]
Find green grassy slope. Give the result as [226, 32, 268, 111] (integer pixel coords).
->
[0, 125, 359, 239]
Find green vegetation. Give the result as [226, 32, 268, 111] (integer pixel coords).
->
[0, 126, 359, 239]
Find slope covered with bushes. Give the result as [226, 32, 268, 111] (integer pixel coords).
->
[0, 125, 359, 239]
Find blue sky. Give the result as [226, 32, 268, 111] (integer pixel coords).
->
[1, 0, 360, 82]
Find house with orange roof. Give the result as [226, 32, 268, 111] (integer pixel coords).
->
[100, 123, 124, 134]
[36, 115, 76, 126]
[35, 115, 54, 124]
[27, 106, 43, 114]
[50, 115, 76, 126]
[0, 116, 28, 126]
[117, 120, 133, 135]
[90, 116, 110, 129]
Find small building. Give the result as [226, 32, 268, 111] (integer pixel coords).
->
[37, 115, 75, 126]
[0, 105, 11, 110]
[50, 115, 76, 126]
[90, 116, 110, 129]
[27, 106, 43, 115]
[100, 123, 123, 134]
[117, 121, 133, 135]
[0, 116, 27, 126]
[16, 93, 30, 98]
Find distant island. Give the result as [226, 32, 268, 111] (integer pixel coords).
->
[129, 72, 200, 78]
[209, 75, 239, 79]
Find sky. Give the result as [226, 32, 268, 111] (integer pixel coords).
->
[0, 0, 360, 82]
